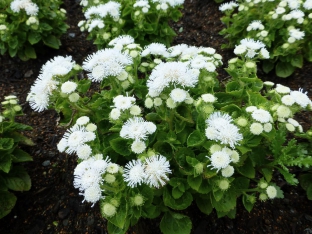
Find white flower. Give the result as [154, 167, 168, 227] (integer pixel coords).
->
[170, 88, 187, 103]
[246, 106, 257, 113]
[131, 140, 146, 154]
[123, 159, 146, 187]
[76, 116, 90, 125]
[147, 62, 198, 96]
[110, 108, 121, 120]
[120, 117, 156, 141]
[275, 7, 286, 14]
[260, 48, 270, 59]
[221, 165, 234, 177]
[275, 84, 291, 94]
[287, 118, 299, 127]
[166, 97, 177, 109]
[144, 155, 172, 188]
[290, 9, 304, 19]
[250, 123, 263, 135]
[289, 28, 305, 40]
[276, 105, 291, 118]
[251, 109, 272, 123]
[106, 163, 119, 174]
[57, 138, 68, 153]
[285, 123, 295, 131]
[234, 44, 247, 55]
[86, 123, 97, 132]
[281, 95, 295, 106]
[74, 161, 103, 191]
[76, 144, 92, 160]
[83, 48, 132, 82]
[230, 150, 240, 163]
[82, 185, 102, 206]
[263, 81, 274, 87]
[247, 20, 264, 31]
[208, 149, 232, 172]
[304, 0, 312, 10]
[266, 185, 277, 199]
[61, 81, 77, 94]
[219, 1, 238, 11]
[154, 97, 162, 106]
[206, 112, 243, 148]
[108, 35, 135, 48]
[10, 0, 39, 16]
[141, 43, 169, 57]
[201, 94, 216, 103]
[290, 88, 311, 108]
[85, 2, 121, 20]
[263, 123, 273, 132]
[145, 98, 154, 108]
[113, 95, 136, 110]
[130, 105, 141, 115]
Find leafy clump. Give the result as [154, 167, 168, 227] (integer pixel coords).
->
[78, 0, 184, 48]
[219, 0, 312, 77]
[0, 95, 34, 219]
[27, 36, 312, 233]
[0, 0, 68, 60]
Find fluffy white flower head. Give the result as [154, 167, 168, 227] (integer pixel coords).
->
[251, 109, 272, 123]
[123, 159, 146, 187]
[207, 149, 232, 172]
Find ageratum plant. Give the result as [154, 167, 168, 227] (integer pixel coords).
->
[219, 0, 312, 77]
[27, 35, 312, 234]
[0, 95, 34, 219]
[77, 0, 184, 49]
[0, 0, 68, 60]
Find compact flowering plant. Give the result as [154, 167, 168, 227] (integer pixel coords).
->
[219, 0, 312, 77]
[0, 0, 68, 60]
[0, 95, 34, 219]
[28, 36, 312, 233]
[77, 0, 184, 49]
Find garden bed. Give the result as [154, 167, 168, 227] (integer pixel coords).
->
[0, 0, 312, 233]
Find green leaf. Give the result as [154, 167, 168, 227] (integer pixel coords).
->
[307, 185, 312, 200]
[109, 138, 131, 156]
[226, 81, 243, 97]
[40, 23, 53, 31]
[0, 191, 17, 219]
[103, 198, 129, 230]
[195, 195, 213, 215]
[211, 187, 237, 212]
[43, 35, 60, 49]
[107, 222, 126, 234]
[291, 54, 303, 68]
[0, 152, 12, 173]
[175, 105, 194, 123]
[262, 59, 274, 73]
[160, 211, 192, 234]
[8, 36, 18, 49]
[276, 167, 298, 185]
[145, 113, 161, 121]
[28, 31, 41, 45]
[187, 130, 205, 147]
[24, 45, 36, 59]
[0, 138, 14, 150]
[299, 174, 312, 191]
[275, 61, 295, 78]
[8, 47, 17, 57]
[77, 79, 91, 94]
[3, 165, 31, 191]
[11, 148, 33, 163]
[236, 157, 255, 179]
[242, 194, 254, 212]
[163, 187, 193, 210]
[261, 168, 273, 182]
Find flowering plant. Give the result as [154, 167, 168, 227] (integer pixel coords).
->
[219, 0, 312, 77]
[0, 0, 68, 60]
[27, 35, 312, 233]
[0, 95, 34, 219]
[77, 0, 184, 49]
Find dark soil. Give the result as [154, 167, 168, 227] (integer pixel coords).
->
[1, 0, 312, 233]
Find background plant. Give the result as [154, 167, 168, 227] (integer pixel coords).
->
[219, 0, 312, 78]
[0, 95, 34, 219]
[27, 36, 312, 233]
[0, 0, 68, 60]
[77, 0, 184, 49]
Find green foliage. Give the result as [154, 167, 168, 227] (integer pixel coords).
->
[28, 38, 312, 234]
[219, 0, 312, 77]
[0, 96, 33, 219]
[78, 0, 184, 48]
[0, 0, 68, 60]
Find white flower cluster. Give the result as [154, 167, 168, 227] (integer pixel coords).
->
[82, 48, 133, 82]
[205, 112, 243, 148]
[219, 1, 238, 12]
[73, 156, 113, 206]
[133, 0, 151, 13]
[110, 94, 141, 120]
[57, 116, 97, 158]
[120, 117, 156, 154]
[27, 56, 76, 112]
[246, 106, 273, 135]
[207, 146, 238, 173]
[234, 38, 270, 59]
[123, 154, 172, 188]
[10, 0, 39, 16]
